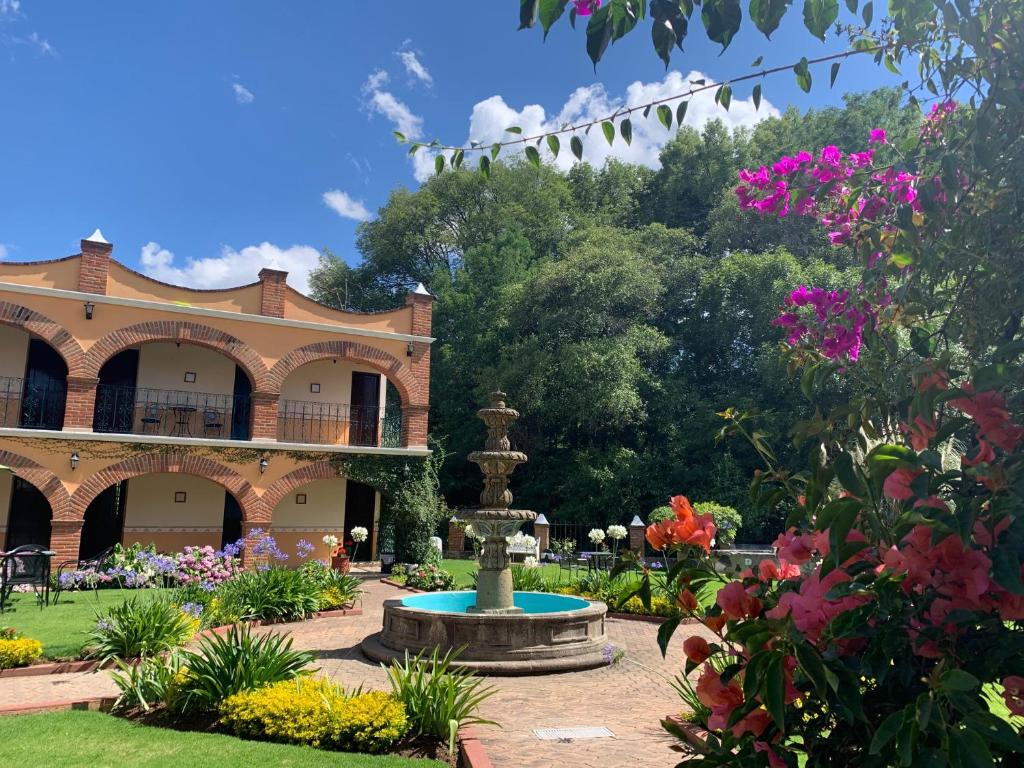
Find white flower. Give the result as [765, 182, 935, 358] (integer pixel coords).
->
[463, 524, 474, 538]
[523, 556, 538, 568]
[322, 534, 339, 548]
[351, 526, 369, 543]
[508, 531, 537, 549]
[588, 528, 606, 545]
[607, 524, 628, 540]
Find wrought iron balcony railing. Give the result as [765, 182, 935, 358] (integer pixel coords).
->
[0, 376, 67, 430]
[93, 384, 252, 440]
[277, 399, 402, 448]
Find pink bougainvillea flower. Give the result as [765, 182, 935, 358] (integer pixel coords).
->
[696, 666, 745, 731]
[676, 588, 699, 613]
[962, 439, 996, 468]
[758, 558, 801, 582]
[917, 369, 950, 392]
[773, 528, 815, 565]
[1002, 677, 1024, 717]
[572, 0, 602, 15]
[950, 386, 1024, 452]
[868, 128, 888, 144]
[901, 415, 937, 451]
[883, 467, 923, 501]
[766, 567, 867, 646]
[717, 581, 763, 620]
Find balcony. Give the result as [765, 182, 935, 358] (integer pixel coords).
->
[0, 376, 66, 430]
[93, 384, 252, 440]
[277, 399, 402, 448]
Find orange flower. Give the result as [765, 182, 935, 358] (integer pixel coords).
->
[683, 635, 711, 664]
[646, 494, 717, 553]
[704, 614, 728, 633]
[677, 589, 700, 613]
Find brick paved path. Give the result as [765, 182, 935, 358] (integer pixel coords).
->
[0, 577, 712, 767]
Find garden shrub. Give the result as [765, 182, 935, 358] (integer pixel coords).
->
[693, 501, 741, 547]
[220, 678, 408, 753]
[404, 563, 455, 592]
[0, 636, 43, 669]
[86, 596, 196, 664]
[215, 566, 320, 622]
[649, 505, 673, 524]
[173, 623, 315, 714]
[386, 647, 495, 750]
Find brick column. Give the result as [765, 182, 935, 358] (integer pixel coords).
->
[446, 516, 464, 557]
[534, 513, 550, 554]
[62, 375, 99, 431]
[258, 268, 288, 318]
[79, 231, 112, 295]
[51, 519, 84, 564]
[629, 515, 646, 556]
[250, 391, 279, 441]
[239, 522, 262, 568]
[400, 404, 429, 449]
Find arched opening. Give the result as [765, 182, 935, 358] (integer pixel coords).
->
[269, 476, 380, 562]
[277, 358, 402, 447]
[2, 475, 53, 550]
[83, 473, 248, 556]
[92, 342, 253, 440]
[0, 325, 68, 430]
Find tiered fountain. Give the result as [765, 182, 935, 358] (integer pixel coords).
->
[362, 392, 608, 674]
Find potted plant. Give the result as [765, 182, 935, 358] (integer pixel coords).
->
[322, 534, 349, 573]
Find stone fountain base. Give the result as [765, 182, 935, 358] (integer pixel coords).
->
[361, 594, 609, 675]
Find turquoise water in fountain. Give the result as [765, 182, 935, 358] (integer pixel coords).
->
[401, 591, 589, 614]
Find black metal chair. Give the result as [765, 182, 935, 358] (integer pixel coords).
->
[53, 546, 114, 605]
[202, 408, 224, 437]
[0, 544, 52, 611]
[140, 402, 163, 434]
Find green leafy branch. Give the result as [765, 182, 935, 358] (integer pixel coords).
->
[395, 45, 881, 176]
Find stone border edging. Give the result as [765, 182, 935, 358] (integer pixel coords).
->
[0, 695, 496, 768]
[380, 577, 424, 592]
[0, 606, 363, 678]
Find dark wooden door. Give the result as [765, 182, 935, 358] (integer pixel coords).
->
[344, 480, 375, 560]
[79, 481, 127, 559]
[350, 372, 381, 446]
[5, 478, 52, 550]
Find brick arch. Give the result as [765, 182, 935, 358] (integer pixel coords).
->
[0, 301, 84, 374]
[70, 453, 267, 523]
[261, 461, 355, 514]
[83, 320, 270, 389]
[267, 341, 419, 406]
[0, 449, 72, 521]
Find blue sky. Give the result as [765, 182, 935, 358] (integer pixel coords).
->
[0, 1, 899, 293]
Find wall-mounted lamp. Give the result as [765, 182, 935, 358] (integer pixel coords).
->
[70, 452, 79, 470]
[83, 301, 95, 320]
[406, 342, 414, 357]
[259, 457, 269, 474]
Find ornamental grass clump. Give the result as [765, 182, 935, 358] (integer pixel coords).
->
[219, 677, 408, 753]
[215, 566, 321, 623]
[86, 596, 196, 664]
[385, 646, 496, 753]
[173, 623, 315, 714]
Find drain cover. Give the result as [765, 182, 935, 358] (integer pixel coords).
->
[533, 726, 614, 740]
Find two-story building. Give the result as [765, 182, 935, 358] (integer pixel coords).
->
[0, 230, 432, 565]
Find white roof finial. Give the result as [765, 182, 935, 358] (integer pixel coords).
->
[85, 228, 109, 244]
[412, 282, 431, 296]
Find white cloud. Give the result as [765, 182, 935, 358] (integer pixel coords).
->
[140, 241, 321, 294]
[232, 82, 255, 104]
[411, 69, 779, 182]
[322, 189, 372, 222]
[0, 243, 9, 259]
[361, 69, 424, 139]
[397, 49, 432, 87]
[0, 1, 20, 17]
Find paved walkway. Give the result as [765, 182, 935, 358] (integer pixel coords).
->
[0, 578, 712, 767]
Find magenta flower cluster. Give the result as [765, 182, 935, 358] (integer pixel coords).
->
[572, 0, 602, 15]
[920, 100, 957, 143]
[174, 544, 242, 587]
[773, 285, 885, 362]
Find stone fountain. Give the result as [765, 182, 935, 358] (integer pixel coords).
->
[361, 392, 608, 674]
[463, 391, 536, 614]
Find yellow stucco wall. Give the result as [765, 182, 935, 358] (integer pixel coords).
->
[107, 263, 262, 314]
[137, 342, 237, 395]
[122, 473, 228, 551]
[0, 326, 29, 428]
[0, 472, 12, 531]
[0, 257, 80, 289]
[272, 477, 347, 561]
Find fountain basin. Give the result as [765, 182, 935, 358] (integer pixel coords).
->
[361, 590, 608, 675]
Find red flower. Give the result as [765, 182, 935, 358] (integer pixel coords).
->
[902, 415, 937, 450]
[646, 495, 716, 553]
[683, 635, 711, 664]
[676, 589, 699, 613]
[950, 386, 1024, 452]
[1002, 676, 1024, 717]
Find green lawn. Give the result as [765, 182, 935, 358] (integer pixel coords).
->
[0, 711, 445, 768]
[1, 588, 169, 659]
[440, 557, 567, 587]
